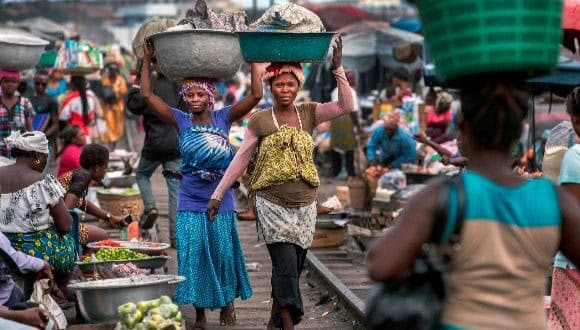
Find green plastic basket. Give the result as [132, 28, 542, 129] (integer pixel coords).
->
[418, 0, 563, 81]
[38, 51, 57, 68]
[238, 32, 335, 63]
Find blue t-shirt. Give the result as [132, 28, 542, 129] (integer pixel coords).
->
[46, 80, 68, 98]
[171, 107, 235, 213]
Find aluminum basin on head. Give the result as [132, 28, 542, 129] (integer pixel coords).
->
[0, 35, 49, 71]
[150, 29, 242, 81]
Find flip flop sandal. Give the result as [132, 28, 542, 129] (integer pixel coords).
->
[140, 207, 159, 230]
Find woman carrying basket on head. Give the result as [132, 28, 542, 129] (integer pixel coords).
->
[207, 37, 354, 330]
[141, 39, 262, 329]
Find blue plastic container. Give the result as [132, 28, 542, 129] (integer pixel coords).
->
[237, 32, 335, 63]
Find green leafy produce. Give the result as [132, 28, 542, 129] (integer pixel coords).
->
[82, 248, 149, 263]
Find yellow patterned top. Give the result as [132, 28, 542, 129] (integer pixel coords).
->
[249, 124, 320, 191]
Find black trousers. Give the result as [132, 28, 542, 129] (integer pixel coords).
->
[331, 150, 356, 177]
[267, 243, 308, 328]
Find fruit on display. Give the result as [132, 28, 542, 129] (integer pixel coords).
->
[365, 166, 389, 178]
[116, 296, 182, 330]
[94, 240, 122, 247]
[81, 248, 149, 263]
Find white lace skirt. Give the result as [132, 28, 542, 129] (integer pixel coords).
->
[255, 196, 316, 249]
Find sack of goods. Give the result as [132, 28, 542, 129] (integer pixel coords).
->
[54, 40, 103, 75]
[239, 3, 334, 62]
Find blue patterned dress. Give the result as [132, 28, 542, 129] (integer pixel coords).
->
[171, 107, 252, 308]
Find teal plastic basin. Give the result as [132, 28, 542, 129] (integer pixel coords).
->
[237, 32, 335, 63]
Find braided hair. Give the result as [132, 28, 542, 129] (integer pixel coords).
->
[460, 83, 528, 152]
[70, 75, 90, 125]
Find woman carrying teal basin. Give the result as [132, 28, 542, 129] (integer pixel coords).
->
[367, 83, 580, 329]
[141, 39, 263, 328]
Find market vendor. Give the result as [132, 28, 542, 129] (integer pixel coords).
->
[141, 39, 261, 328]
[57, 144, 125, 251]
[0, 131, 75, 295]
[425, 91, 453, 143]
[366, 112, 417, 169]
[0, 70, 34, 160]
[208, 37, 354, 330]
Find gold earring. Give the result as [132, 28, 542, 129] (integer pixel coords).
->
[33, 159, 42, 171]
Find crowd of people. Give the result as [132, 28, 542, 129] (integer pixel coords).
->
[0, 29, 578, 330]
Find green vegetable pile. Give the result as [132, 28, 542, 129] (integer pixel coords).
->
[82, 248, 149, 263]
[115, 296, 182, 330]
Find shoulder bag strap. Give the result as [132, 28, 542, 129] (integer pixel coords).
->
[430, 175, 465, 245]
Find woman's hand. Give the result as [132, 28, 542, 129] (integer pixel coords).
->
[413, 132, 430, 145]
[36, 262, 53, 282]
[331, 36, 343, 71]
[207, 199, 221, 221]
[143, 38, 154, 60]
[14, 308, 48, 329]
[109, 215, 125, 228]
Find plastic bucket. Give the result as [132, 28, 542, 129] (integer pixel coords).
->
[348, 177, 368, 211]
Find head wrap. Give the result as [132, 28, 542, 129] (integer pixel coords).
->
[181, 78, 217, 111]
[436, 91, 453, 109]
[0, 70, 21, 82]
[262, 62, 304, 86]
[6, 131, 49, 154]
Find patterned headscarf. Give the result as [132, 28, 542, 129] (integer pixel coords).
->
[181, 78, 217, 111]
[262, 62, 304, 86]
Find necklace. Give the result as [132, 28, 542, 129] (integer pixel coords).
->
[271, 105, 302, 131]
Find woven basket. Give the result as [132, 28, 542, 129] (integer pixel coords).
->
[418, 0, 563, 81]
[96, 192, 144, 222]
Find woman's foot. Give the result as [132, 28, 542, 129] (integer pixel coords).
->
[219, 302, 236, 326]
[194, 308, 206, 330]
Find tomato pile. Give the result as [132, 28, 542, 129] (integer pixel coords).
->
[94, 240, 122, 247]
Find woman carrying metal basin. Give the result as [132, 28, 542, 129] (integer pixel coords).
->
[141, 39, 262, 328]
[207, 37, 354, 330]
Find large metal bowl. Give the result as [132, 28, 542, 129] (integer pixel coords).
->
[0, 34, 49, 70]
[68, 275, 185, 324]
[149, 29, 242, 81]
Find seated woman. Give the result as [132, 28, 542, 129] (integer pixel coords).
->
[425, 91, 453, 144]
[57, 125, 86, 177]
[0, 132, 75, 282]
[57, 144, 124, 249]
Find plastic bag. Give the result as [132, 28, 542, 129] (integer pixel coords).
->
[28, 279, 67, 330]
[378, 170, 407, 190]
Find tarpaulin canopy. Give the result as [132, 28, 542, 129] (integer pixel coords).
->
[12, 17, 76, 40]
[303, 3, 372, 31]
[338, 20, 423, 73]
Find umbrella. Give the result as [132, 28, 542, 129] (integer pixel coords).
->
[338, 21, 423, 73]
[303, 4, 372, 31]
